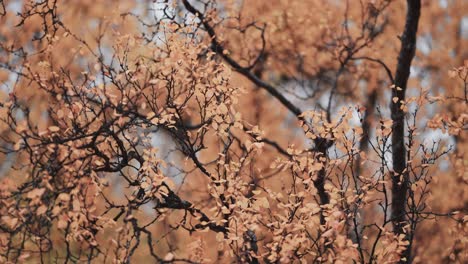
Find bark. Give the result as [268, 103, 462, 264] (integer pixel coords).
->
[390, 0, 421, 262]
[313, 137, 332, 225]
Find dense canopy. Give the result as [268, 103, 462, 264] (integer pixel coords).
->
[0, 0, 466, 263]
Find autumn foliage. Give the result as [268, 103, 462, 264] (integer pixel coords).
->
[0, 0, 466, 263]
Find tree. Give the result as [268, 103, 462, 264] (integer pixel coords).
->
[0, 0, 466, 263]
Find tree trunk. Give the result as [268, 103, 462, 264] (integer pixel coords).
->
[390, 0, 421, 263]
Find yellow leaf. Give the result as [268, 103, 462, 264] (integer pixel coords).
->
[48, 126, 60, 132]
[216, 232, 224, 242]
[18, 253, 30, 261]
[448, 69, 457, 78]
[73, 199, 81, 211]
[259, 197, 270, 209]
[147, 111, 156, 119]
[164, 253, 175, 261]
[57, 219, 68, 229]
[57, 193, 70, 202]
[1, 216, 19, 229]
[221, 206, 230, 214]
[218, 103, 228, 115]
[251, 190, 262, 195]
[36, 205, 48, 215]
[27, 188, 46, 199]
